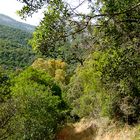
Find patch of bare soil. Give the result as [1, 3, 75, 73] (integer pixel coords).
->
[56, 118, 97, 140]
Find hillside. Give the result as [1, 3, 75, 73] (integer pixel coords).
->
[0, 14, 35, 32]
[0, 24, 35, 69]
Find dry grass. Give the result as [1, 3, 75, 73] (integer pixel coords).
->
[96, 125, 140, 140]
[56, 118, 97, 140]
[56, 118, 140, 140]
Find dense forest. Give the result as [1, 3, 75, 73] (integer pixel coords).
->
[0, 0, 140, 139]
[0, 24, 35, 69]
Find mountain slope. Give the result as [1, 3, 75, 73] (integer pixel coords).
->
[0, 24, 35, 69]
[0, 14, 35, 32]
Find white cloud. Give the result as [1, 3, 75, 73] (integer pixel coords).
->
[0, 0, 90, 26]
[0, 0, 43, 25]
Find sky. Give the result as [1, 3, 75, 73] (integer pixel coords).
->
[0, 0, 90, 26]
[0, 0, 43, 26]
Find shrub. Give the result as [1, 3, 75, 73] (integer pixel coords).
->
[10, 68, 68, 139]
[32, 58, 67, 84]
[0, 68, 16, 140]
[66, 46, 140, 124]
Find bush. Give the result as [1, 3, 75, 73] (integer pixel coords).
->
[32, 58, 67, 84]
[66, 46, 140, 124]
[10, 68, 68, 140]
[0, 68, 16, 140]
[101, 46, 140, 124]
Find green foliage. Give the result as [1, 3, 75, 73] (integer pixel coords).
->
[0, 25, 32, 45]
[29, 0, 68, 57]
[28, 1, 92, 69]
[0, 25, 35, 69]
[0, 68, 16, 140]
[0, 68, 11, 102]
[10, 68, 68, 139]
[67, 45, 140, 123]
[66, 51, 103, 118]
[100, 46, 140, 124]
[64, 0, 140, 124]
[2, 0, 139, 137]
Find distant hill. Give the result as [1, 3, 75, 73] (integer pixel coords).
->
[0, 14, 35, 32]
[0, 24, 35, 69]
